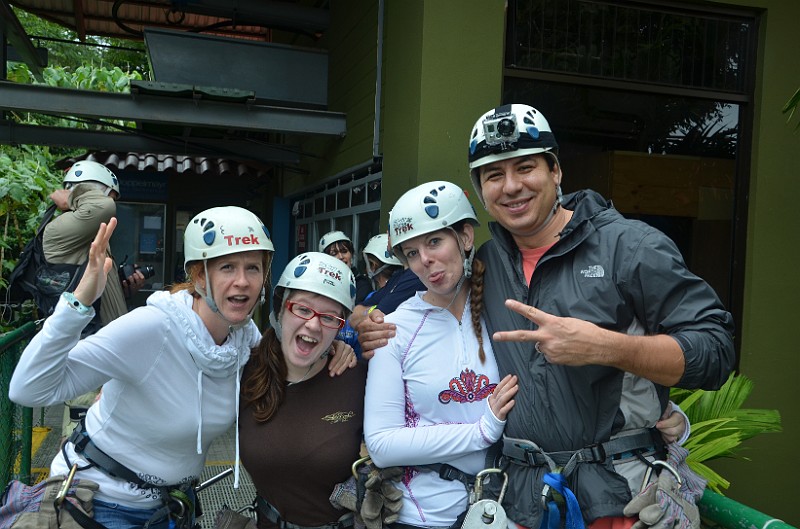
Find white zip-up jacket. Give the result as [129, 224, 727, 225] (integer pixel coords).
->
[9, 290, 260, 507]
[364, 293, 505, 527]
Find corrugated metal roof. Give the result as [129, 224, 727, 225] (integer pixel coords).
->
[9, 0, 326, 42]
[9, 0, 276, 41]
[58, 152, 271, 180]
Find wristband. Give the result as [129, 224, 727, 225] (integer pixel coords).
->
[63, 292, 92, 315]
[367, 305, 378, 315]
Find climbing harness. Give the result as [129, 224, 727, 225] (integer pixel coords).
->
[66, 422, 198, 529]
[500, 429, 665, 529]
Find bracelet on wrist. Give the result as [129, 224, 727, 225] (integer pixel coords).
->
[63, 292, 92, 315]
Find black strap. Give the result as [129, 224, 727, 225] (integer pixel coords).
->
[68, 422, 165, 492]
[502, 429, 664, 469]
[416, 463, 476, 490]
[36, 204, 59, 237]
[256, 496, 354, 529]
[59, 498, 108, 529]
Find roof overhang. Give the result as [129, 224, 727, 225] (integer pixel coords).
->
[0, 81, 346, 136]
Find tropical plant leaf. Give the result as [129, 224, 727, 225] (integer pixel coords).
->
[685, 459, 730, 493]
[670, 373, 782, 494]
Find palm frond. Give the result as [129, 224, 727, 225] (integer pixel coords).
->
[685, 459, 731, 493]
[669, 373, 782, 493]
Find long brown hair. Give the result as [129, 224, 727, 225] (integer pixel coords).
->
[241, 328, 288, 422]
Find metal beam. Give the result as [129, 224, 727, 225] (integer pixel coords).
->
[0, 0, 44, 80]
[0, 81, 347, 137]
[0, 121, 301, 165]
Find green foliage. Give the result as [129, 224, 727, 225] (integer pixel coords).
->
[670, 374, 782, 494]
[783, 87, 800, 132]
[1, 9, 143, 328]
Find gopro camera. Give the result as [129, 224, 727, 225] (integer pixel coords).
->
[483, 112, 520, 146]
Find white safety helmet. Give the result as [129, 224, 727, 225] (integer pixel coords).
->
[63, 160, 121, 198]
[363, 233, 401, 287]
[184, 206, 275, 271]
[183, 206, 274, 327]
[363, 234, 401, 267]
[388, 181, 479, 268]
[468, 104, 559, 205]
[273, 252, 356, 320]
[318, 231, 352, 253]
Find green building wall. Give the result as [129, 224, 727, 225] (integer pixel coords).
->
[700, 0, 799, 523]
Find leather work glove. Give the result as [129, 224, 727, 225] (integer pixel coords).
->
[69, 479, 100, 516]
[361, 466, 404, 529]
[329, 476, 366, 529]
[623, 470, 700, 529]
[665, 445, 707, 504]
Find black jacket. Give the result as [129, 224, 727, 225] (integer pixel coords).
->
[477, 189, 734, 525]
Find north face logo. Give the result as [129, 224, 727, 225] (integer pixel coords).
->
[580, 265, 605, 278]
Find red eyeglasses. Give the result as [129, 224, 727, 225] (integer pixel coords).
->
[285, 301, 345, 330]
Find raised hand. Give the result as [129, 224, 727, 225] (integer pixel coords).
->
[492, 299, 604, 367]
[73, 218, 117, 307]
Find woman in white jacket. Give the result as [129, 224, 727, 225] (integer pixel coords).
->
[9, 206, 353, 529]
[364, 181, 519, 529]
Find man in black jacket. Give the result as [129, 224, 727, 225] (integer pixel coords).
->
[466, 103, 734, 529]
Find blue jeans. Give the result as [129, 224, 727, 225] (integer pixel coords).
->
[93, 499, 170, 529]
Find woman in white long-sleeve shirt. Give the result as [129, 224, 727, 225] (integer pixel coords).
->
[364, 182, 519, 528]
[10, 207, 275, 529]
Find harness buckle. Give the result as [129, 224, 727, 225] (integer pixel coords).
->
[69, 426, 91, 453]
[524, 448, 547, 467]
[439, 465, 462, 482]
[585, 443, 606, 463]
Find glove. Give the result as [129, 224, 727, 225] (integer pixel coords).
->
[665, 445, 706, 503]
[623, 470, 700, 529]
[361, 465, 404, 529]
[330, 477, 366, 529]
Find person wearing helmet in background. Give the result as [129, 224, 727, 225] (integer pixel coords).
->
[362, 233, 403, 292]
[464, 104, 734, 529]
[9, 207, 355, 529]
[350, 237, 426, 361]
[364, 181, 519, 529]
[44, 160, 146, 440]
[240, 252, 366, 529]
[319, 230, 372, 304]
[334, 234, 407, 360]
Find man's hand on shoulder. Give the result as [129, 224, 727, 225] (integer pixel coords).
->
[356, 309, 396, 360]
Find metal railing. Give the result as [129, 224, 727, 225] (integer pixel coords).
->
[700, 489, 796, 529]
[0, 320, 40, 485]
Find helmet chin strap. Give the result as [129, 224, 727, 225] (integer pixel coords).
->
[367, 263, 391, 290]
[197, 260, 265, 332]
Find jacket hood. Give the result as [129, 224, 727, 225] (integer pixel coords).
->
[147, 289, 255, 377]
